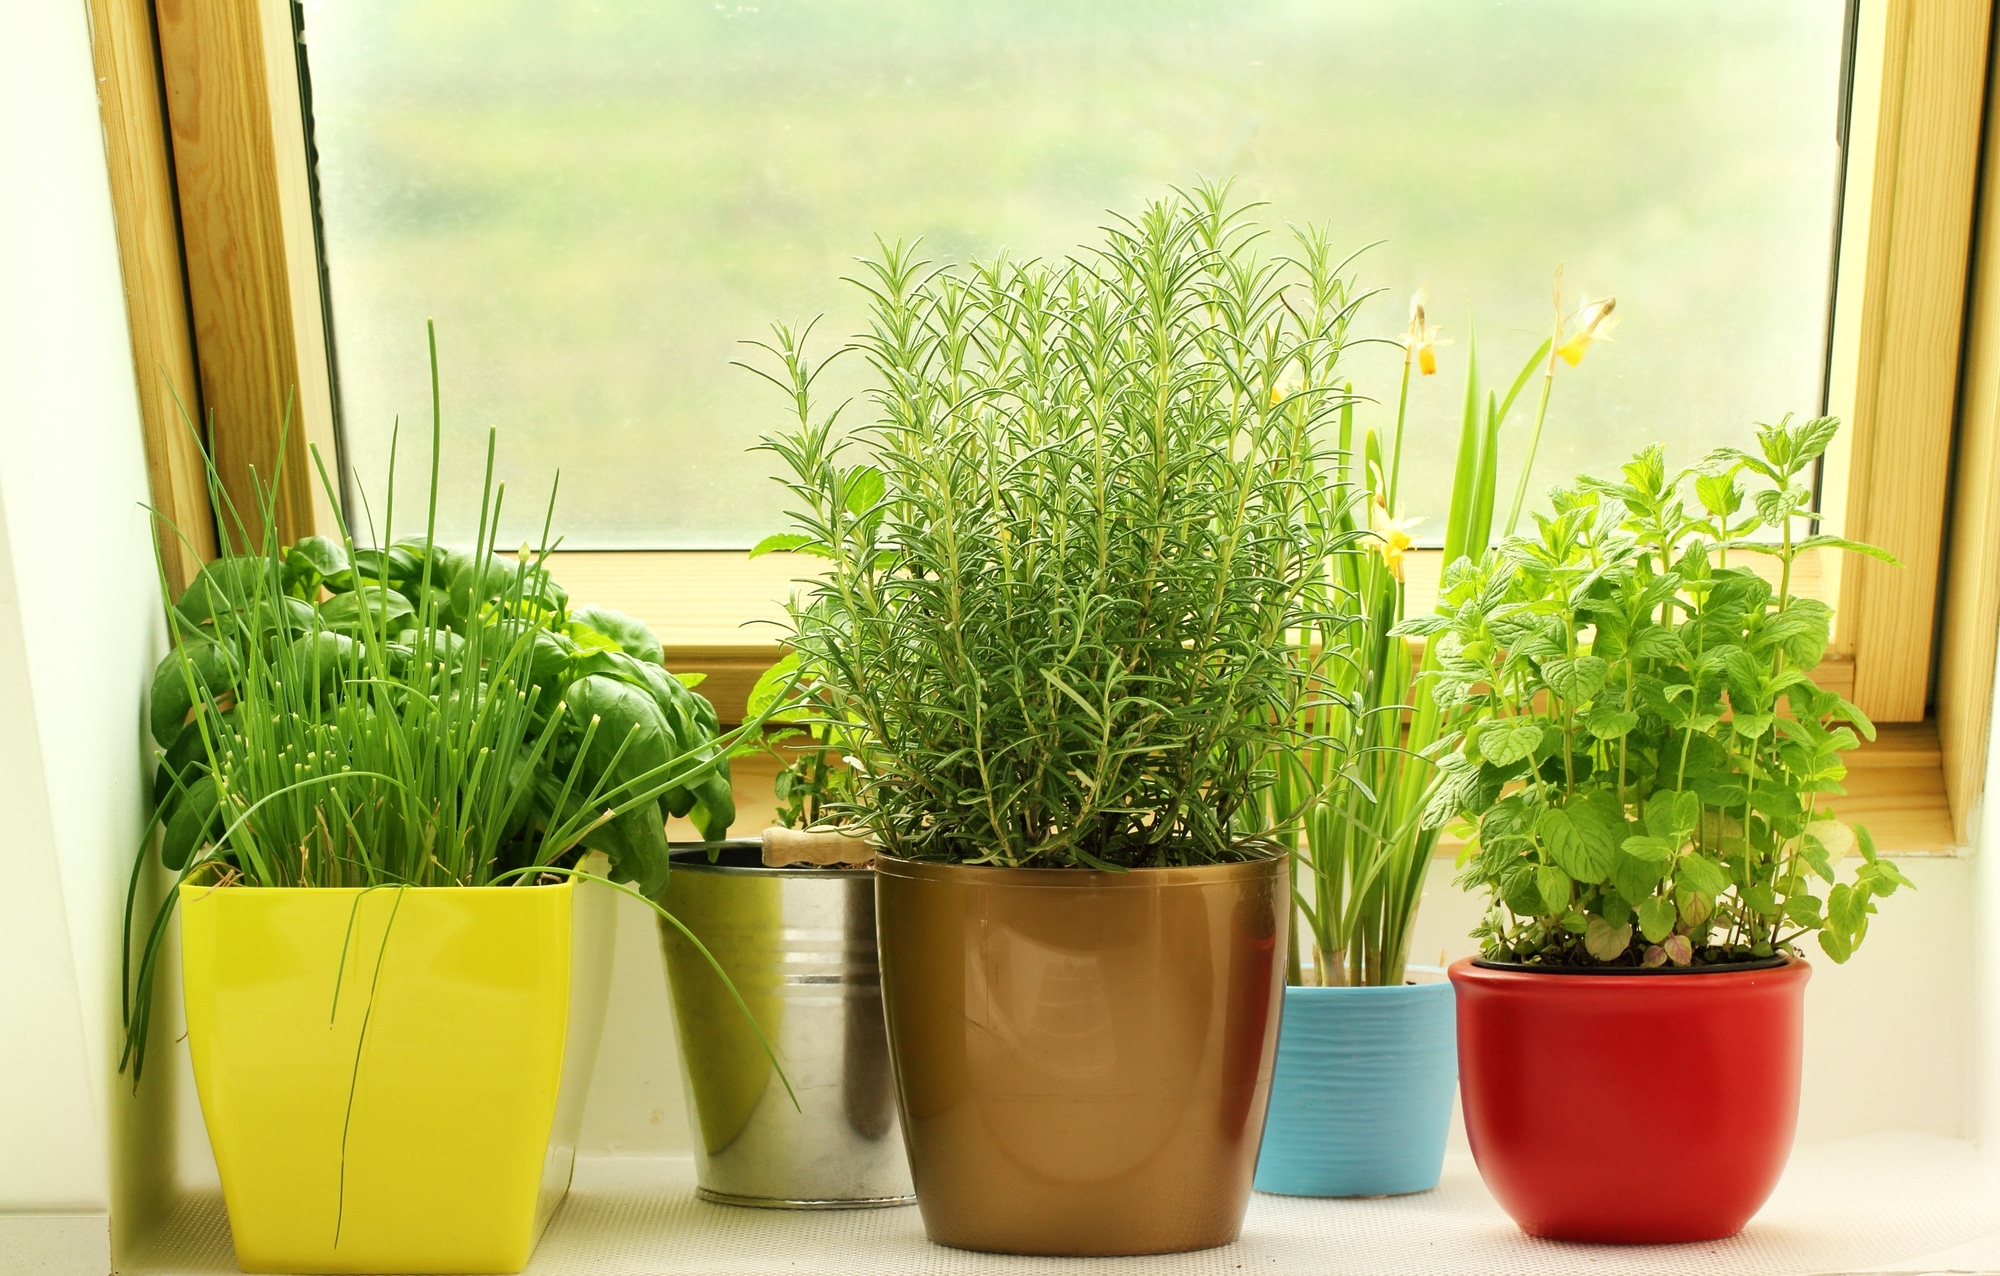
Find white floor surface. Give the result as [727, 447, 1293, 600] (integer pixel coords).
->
[130, 1134, 2000, 1276]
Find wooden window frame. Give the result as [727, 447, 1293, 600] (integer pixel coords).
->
[85, 0, 2000, 850]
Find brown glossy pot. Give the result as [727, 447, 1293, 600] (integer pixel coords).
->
[874, 852, 1287, 1256]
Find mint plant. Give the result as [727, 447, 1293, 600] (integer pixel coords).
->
[1413, 415, 1914, 966]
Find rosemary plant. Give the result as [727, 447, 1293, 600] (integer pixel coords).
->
[752, 185, 1367, 868]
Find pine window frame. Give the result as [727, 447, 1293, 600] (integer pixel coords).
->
[85, 0, 2000, 849]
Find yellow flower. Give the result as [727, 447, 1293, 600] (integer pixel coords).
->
[1366, 495, 1423, 583]
[1556, 295, 1618, 367]
[1398, 288, 1446, 376]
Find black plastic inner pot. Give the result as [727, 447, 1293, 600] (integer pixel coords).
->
[1470, 954, 1793, 976]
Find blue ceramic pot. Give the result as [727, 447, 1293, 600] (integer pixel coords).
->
[1252, 979, 1456, 1197]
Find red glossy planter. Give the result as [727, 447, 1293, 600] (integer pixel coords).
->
[1449, 955, 1810, 1243]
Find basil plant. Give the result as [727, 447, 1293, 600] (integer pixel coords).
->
[148, 532, 735, 900]
[1411, 415, 1913, 967]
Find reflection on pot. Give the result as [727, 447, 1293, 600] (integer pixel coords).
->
[876, 852, 1286, 1256]
[659, 843, 913, 1208]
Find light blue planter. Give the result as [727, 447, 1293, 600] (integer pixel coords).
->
[1253, 980, 1456, 1197]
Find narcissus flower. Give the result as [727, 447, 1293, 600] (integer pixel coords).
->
[1366, 495, 1423, 583]
[1398, 288, 1446, 376]
[1556, 295, 1618, 366]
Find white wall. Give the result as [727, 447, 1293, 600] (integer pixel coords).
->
[1976, 646, 2000, 1167]
[0, 0, 169, 1270]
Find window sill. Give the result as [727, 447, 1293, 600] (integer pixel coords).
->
[552, 547, 1959, 856]
[128, 1135, 2000, 1275]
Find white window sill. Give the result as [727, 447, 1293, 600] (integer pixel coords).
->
[130, 1133, 2000, 1275]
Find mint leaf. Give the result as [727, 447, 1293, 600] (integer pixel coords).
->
[1586, 707, 1639, 740]
[1621, 834, 1676, 863]
[1478, 720, 1543, 767]
[1540, 654, 1609, 704]
[1537, 864, 1573, 914]
[1677, 854, 1728, 895]
[1637, 896, 1676, 943]
[750, 532, 813, 559]
[1538, 805, 1614, 884]
[1584, 917, 1632, 961]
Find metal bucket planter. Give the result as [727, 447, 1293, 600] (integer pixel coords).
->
[1252, 975, 1456, 1198]
[657, 842, 914, 1208]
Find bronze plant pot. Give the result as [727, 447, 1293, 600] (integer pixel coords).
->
[875, 851, 1288, 1256]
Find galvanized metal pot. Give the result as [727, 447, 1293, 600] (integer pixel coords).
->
[875, 851, 1288, 1256]
[657, 842, 914, 1209]
[1252, 977, 1456, 1198]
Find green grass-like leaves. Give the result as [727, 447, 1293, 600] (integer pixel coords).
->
[120, 332, 760, 1083]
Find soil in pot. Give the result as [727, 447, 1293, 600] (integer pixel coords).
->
[875, 852, 1287, 1256]
[1450, 955, 1810, 1243]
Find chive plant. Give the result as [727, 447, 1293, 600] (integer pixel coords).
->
[123, 333, 771, 1083]
[751, 185, 1367, 868]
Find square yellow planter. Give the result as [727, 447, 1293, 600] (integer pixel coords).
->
[179, 877, 613, 1274]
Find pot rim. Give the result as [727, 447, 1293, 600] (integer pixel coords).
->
[1282, 977, 1454, 997]
[1452, 953, 1809, 983]
[175, 876, 575, 897]
[873, 845, 1282, 888]
[668, 841, 875, 880]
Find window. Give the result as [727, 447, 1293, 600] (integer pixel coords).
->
[301, 0, 1847, 549]
[92, 0, 1998, 839]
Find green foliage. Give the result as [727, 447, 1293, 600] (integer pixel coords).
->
[735, 652, 861, 832]
[1268, 281, 1587, 988]
[123, 336, 752, 1084]
[146, 527, 734, 898]
[1432, 414, 1914, 967]
[751, 184, 1365, 867]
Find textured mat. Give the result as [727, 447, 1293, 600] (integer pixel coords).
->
[131, 1134, 2000, 1276]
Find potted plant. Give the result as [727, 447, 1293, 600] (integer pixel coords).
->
[1255, 282, 1614, 1199]
[124, 350, 764, 1274]
[1424, 413, 1913, 1242]
[650, 654, 914, 1210]
[752, 186, 1359, 1256]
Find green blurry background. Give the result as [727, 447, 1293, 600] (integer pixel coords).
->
[303, 0, 1844, 548]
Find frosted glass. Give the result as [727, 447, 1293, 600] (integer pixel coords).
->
[303, 0, 1844, 548]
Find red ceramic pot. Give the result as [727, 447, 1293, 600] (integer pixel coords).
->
[1449, 956, 1810, 1243]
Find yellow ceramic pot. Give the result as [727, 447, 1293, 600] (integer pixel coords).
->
[178, 877, 613, 1274]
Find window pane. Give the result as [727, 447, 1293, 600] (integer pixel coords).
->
[305, 0, 1844, 549]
